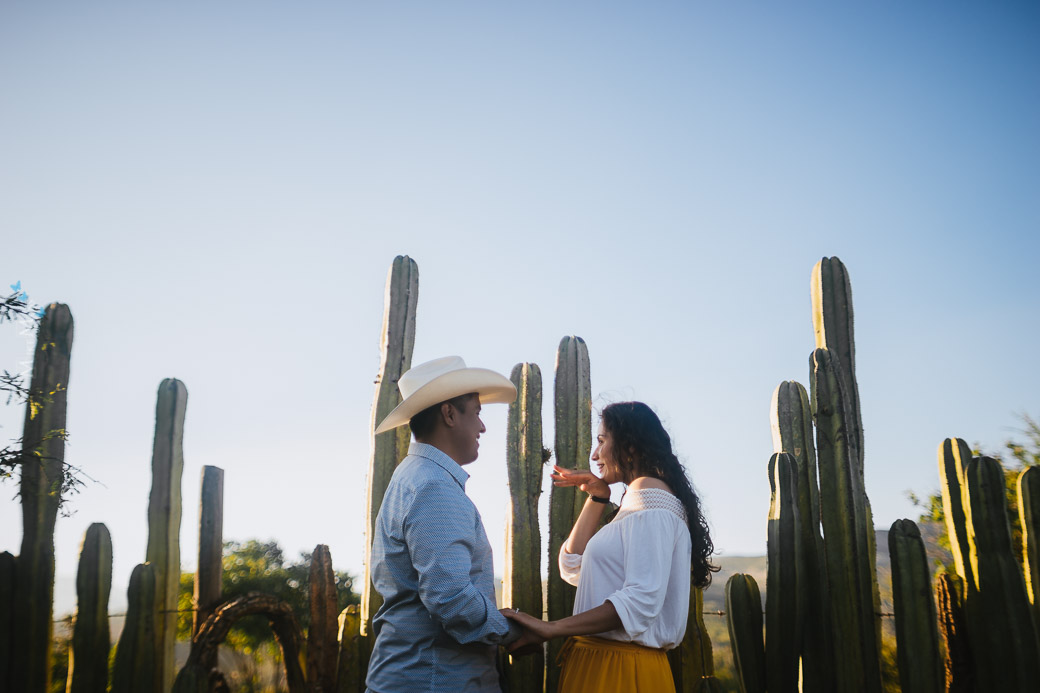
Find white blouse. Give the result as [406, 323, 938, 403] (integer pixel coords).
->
[559, 487, 692, 650]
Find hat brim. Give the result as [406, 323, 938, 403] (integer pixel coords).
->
[374, 367, 517, 435]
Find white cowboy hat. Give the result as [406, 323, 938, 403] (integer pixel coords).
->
[374, 356, 516, 434]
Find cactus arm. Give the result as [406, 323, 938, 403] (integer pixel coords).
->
[308, 544, 339, 693]
[888, 519, 942, 693]
[938, 438, 973, 581]
[503, 363, 545, 692]
[335, 605, 363, 693]
[669, 585, 714, 691]
[1018, 467, 1040, 628]
[725, 573, 765, 693]
[12, 303, 73, 693]
[765, 453, 803, 693]
[547, 336, 591, 693]
[68, 523, 113, 693]
[362, 255, 418, 636]
[935, 573, 973, 693]
[111, 563, 158, 693]
[193, 466, 223, 638]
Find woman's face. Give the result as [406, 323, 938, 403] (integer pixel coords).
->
[591, 422, 624, 485]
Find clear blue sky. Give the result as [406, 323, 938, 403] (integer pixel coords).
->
[1, 2, 1037, 613]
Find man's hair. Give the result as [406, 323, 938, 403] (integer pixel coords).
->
[409, 392, 478, 440]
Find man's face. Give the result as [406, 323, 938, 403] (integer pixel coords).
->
[450, 394, 485, 465]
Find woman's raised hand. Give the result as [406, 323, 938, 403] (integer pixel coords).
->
[551, 465, 610, 499]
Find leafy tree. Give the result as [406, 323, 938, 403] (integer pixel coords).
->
[911, 414, 1040, 569]
[177, 539, 359, 654]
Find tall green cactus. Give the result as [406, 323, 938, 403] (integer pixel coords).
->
[769, 381, 832, 691]
[504, 363, 545, 693]
[194, 465, 223, 637]
[68, 523, 113, 693]
[935, 573, 972, 693]
[0, 551, 16, 687]
[726, 573, 765, 693]
[962, 455, 1040, 689]
[12, 302, 73, 693]
[111, 563, 158, 693]
[547, 335, 591, 693]
[888, 519, 942, 693]
[145, 378, 187, 693]
[765, 453, 802, 693]
[669, 585, 714, 692]
[938, 438, 973, 579]
[308, 544, 339, 693]
[1018, 466, 1040, 627]
[336, 605, 363, 693]
[363, 255, 418, 636]
[810, 348, 881, 693]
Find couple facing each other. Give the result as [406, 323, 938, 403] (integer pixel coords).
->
[365, 356, 716, 693]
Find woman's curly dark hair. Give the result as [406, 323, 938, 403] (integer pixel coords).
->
[600, 401, 718, 588]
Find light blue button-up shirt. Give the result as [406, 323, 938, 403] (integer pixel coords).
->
[366, 442, 514, 693]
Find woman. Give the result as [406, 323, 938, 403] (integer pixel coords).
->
[503, 401, 716, 693]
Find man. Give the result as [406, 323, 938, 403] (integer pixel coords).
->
[366, 355, 522, 693]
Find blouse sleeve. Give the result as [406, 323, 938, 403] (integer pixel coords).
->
[604, 511, 681, 638]
[558, 546, 583, 587]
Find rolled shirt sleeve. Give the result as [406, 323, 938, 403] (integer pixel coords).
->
[559, 548, 583, 586]
[405, 480, 512, 645]
[604, 511, 676, 638]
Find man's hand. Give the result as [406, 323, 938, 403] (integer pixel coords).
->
[500, 608, 556, 655]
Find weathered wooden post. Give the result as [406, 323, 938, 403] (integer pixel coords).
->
[68, 523, 113, 693]
[145, 378, 188, 693]
[11, 302, 73, 693]
[546, 336, 591, 693]
[362, 255, 418, 639]
[194, 466, 223, 638]
[503, 363, 545, 692]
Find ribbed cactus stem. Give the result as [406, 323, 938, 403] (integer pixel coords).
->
[766, 453, 802, 693]
[362, 255, 418, 636]
[962, 456, 1040, 689]
[938, 438, 973, 580]
[547, 335, 591, 693]
[12, 303, 73, 693]
[504, 363, 545, 693]
[336, 605, 363, 693]
[68, 523, 113, 693]
[0, 551, 16, 687]
[725, 573, 765, 693]
[888, 519, 942, 693]
[769, 381, 832, 691]
[145, 378, 187, 693]
[308, 544, 338, 693]
[111, 563, 157, 693]
[810, 348, 881, 693]
[193, 466, 223, 637]
[668, 585, 714, 690]
[1018, 467, 1040, 626]
[935, 573, 972, 693]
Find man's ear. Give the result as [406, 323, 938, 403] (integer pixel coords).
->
[440, 401, 457, 428]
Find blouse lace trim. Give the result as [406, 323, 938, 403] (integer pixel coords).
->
[613, 487, 687, 524]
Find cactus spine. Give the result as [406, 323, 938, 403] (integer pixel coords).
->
[145, 378, 187, 693]
[547, 335, 591, 693]
[725, 573, 765, 693]
[962, 456, 1040, 689]
[503, 363, 545, 693]
[193, 465, 223, 637]
[888, 519, 942, 693]
[810, 348, 881, 692]
[1018, 466, 1040, 627]
[769, 380, 832, 691]
[11, 303, 73, 693]
[111, 563, 158, 693]
[68, 523, 113, 693]
[362, 255, 418, 636]
[765, 453, 802, 693]
[308, 544, 339, 693]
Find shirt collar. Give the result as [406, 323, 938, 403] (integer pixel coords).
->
[409, 442, 470, 490]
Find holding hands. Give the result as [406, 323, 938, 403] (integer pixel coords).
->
[500, 608, 556, 655]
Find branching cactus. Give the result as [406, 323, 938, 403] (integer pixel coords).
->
[766, 453, 802, 693]
[769, 381, 832, 691]
[363, 255, 418, 636]
[68, 523, 113, 693]
[810, 348, 881, 693]
[888, 519, 941, 693]
[145, 378, 187, 693]
[504, 363, 545, 693]
[962, 456, 1040, 689]
[1018, 466, 1040, 628]
[12, 303, 73, 693]
[308, 544, 339, 693]
[725, 573, 765, 693]
[547, 335, 591, 693]
[935, 573, 972, 693]
[111, 563, 158, 693]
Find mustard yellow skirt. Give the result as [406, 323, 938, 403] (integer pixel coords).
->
[557, 636, 675, 693]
